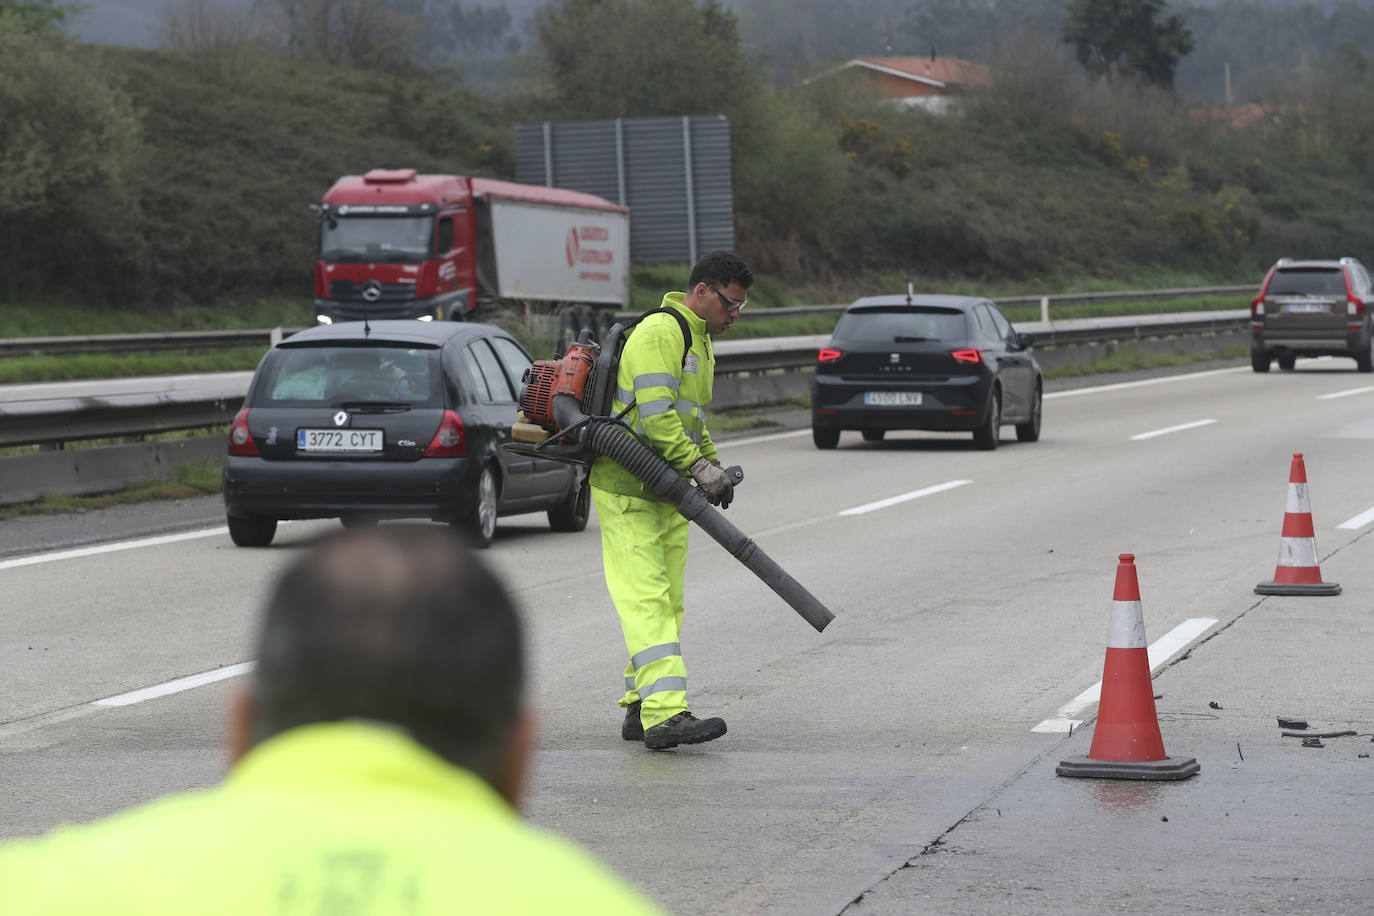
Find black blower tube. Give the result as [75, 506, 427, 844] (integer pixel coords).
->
[553, 393, 834, 632]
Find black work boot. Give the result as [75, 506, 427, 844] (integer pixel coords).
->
[621, 701, 644, 741]
[643, 711, 727, 750]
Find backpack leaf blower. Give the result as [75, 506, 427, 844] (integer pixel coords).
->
[505, 324, 834, 633]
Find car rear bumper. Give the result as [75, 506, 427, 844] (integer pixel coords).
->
[810, 375, 988, 431]
[1253, 326, 1370, 356]
[222, 454, 483, 520]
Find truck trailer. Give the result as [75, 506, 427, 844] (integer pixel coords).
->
[313, 169, 630, 332]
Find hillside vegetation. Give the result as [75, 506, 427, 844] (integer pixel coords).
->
[4, 2, 1374, 315]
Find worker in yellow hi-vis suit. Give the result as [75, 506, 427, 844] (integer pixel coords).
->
[590, 250, 754, 751]
[0, 527, 666, 914]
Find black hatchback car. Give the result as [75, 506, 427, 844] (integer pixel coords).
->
[810, 294, 1042, 450]
[222, 321, 588, 548]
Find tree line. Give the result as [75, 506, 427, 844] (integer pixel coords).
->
[6, 0, 1374, 308]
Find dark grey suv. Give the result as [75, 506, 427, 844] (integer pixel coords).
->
[1250, 257, 1374, 372]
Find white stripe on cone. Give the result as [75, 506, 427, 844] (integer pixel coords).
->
[1286, 482, 1309, 514]
[1276, 537, 1319, 568]
[1105, 600, 1147, 649]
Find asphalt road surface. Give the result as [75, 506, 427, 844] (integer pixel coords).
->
[2, 360, 1372, 914]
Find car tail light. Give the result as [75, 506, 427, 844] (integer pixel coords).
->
[1251, 296, 1264, 316]
[951, 349, 982, 364]
[228, 408, 259, 456]
[424, 410, 466, 457]
[817, 348, 842, 362]
[1347, 297, 1364, 316]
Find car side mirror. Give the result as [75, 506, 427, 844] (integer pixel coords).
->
[1015, 332, 1035, 350]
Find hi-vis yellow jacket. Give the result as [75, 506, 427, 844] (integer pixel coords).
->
[590, 292, 720, 500]
[0, 722, 666, 915]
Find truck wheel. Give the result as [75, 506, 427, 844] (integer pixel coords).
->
[228, 515, 277, 547]
[1251, 350, 1271, 373]
[548, 475, 590, 532]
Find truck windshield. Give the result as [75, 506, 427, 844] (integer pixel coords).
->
[320, 216, 433, 263]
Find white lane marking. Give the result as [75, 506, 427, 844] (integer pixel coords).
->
[1129, 418, 1217, 441]
[838, 479, 971, 516]
[1, 662, 256, 742]
[94, 661, 255, 707]
[1317, 385, 1374, 400]
[1337, 505, 1374, 530]
[1045, 366, 1247, 399]
[1032, 617, 1217, 733]
[0, 527, 228, 571]
[722, 428, 811, 448]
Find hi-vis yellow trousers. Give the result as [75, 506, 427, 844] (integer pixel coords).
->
[592, 487, 689, 731]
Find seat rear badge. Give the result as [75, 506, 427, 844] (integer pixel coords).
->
[333, 411, 348, 427]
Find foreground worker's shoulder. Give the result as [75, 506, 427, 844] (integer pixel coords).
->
[0, 789, 225, 912]
[511, 826, 670, 914]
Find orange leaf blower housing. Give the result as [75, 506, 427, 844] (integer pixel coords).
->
[520, 339, 599, 433]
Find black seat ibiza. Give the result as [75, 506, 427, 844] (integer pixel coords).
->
[810, 294, 1043, 450]
[222, 320, 588, 547]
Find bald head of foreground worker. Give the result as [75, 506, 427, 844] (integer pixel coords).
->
[0, 526, 669, 915]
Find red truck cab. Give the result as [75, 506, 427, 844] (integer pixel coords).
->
[314, 169, 477, 323]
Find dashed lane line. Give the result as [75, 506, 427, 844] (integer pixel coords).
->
[1129, 418, 1218, 441]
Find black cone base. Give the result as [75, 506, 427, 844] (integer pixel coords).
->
[1056, 755, 1200, 781]
[1255, 580, 1341, 596]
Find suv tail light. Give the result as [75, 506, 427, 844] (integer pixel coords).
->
[817, 348, 842, 362]
[1347, 297, 1364, 316]
[1251, 296, 1264, 316]
[951, 349, 982, 364]
[424, 410, 466, 457]
[228, 408, 259, 456]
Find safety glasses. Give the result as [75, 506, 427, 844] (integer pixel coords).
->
[708, 285, 748, 312]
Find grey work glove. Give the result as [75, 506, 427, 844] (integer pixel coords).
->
[689, 457, 734, 509]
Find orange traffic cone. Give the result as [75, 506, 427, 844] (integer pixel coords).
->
[1255, 453, 1341, 596]
[1057, 555, 1200, 781]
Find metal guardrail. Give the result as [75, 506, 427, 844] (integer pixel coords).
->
[0, 311, 1250, 451]
[0, 286, 1255, 357]
[0, 309, 1251, 504]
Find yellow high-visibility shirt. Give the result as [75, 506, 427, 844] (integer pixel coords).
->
[590, 291, 719, 500]
[0, 722, 667, 915]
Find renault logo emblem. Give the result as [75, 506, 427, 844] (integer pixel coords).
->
[333, 411, 348, 427]
[361, 280, 383, 303]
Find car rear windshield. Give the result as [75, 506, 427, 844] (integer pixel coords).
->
[255, 344, 443, 407]
[1268, 268, 1348, 297]
[834, 307, 966, 343]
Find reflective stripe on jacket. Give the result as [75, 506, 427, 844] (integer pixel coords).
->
[590, 292, 719, 500]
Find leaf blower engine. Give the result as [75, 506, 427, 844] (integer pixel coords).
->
[505, 326, 834, 633]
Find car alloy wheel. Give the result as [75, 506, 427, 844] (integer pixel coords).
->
[457, 465, 498, 549]
[1015, 383, 1042, 443]
[973, 388, 1000, 450]
[549, 475, 590, 532]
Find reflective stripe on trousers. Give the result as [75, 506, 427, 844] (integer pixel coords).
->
[592, 486, 688, 731]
